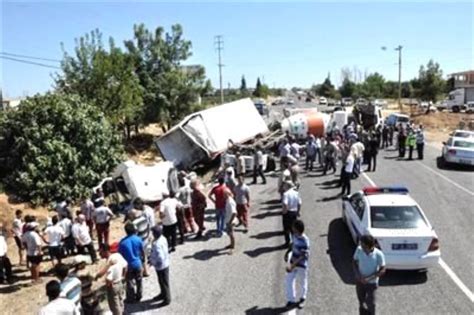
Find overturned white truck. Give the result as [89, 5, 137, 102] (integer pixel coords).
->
[155, 98, 270, 169]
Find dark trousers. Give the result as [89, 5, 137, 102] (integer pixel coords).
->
[282, 212, 298, 245]
[356, 283, 377, 314]
[0, 256, 13, 282]
[176, 212, 186, 243]
[156, 267, 171, 303]
[408, 146, 414, 160]
[416, 143, 424, 160]
[323, 157, 336, 175]
[398, 143, 406, 158]
[126, 267, 143, 302]
[96, 222, 110, 247]
[382, 137, 388, 148]
[315, 148, 322, 165]
[163, 223, 177, 250]
[305, 155, 315, 171]
[64, 235, 76, 256]
[341, 170, 352, 195]
[252, 165, 266, 184]
[78, 242, 97, 263]
[192, 206, 206, 233]
[367, 154, 377, 172]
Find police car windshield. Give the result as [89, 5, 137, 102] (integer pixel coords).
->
[370, 206, 427, 229]
[453, 140, 474, 148]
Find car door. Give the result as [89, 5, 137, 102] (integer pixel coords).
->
[351, 193, 366, 242]
[346, 193, 364, 242]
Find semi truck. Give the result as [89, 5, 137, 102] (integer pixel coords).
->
[445, 88, 474, 112]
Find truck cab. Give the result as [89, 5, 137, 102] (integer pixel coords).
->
[446, 89, 467, 112]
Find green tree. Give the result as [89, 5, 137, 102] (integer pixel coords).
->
[0, 93, 123, 204]
[56, 30, 144, 139]
[240, 75, 248, 96]
[318, 77, 336, 98]
[417, 59, 446, 102]
[339, 78, 356, 98]
[383, 81, 398, 98]
[361, 72, 385, 98]
[253, 77, 270, 98]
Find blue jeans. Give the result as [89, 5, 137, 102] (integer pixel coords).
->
[216, 209, 225, 233]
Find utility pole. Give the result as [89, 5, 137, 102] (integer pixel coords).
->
[214, 35, 224, 104]
[395, 45, 403, 111]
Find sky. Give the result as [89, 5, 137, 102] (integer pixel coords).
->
[1, 0, 473, 98]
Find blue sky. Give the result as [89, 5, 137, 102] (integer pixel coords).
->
[1, 0, 473, 98]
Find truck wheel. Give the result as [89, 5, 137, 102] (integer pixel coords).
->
[452, 106, 460, 113]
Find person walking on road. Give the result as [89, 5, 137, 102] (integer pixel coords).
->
[93, 199, 114, 247]
[388, 125, 394, 147]
[22, 222, 43, 283]
[80, 197, 95, 239]
[416, 125, 425, 160]
[407, 130, 416, 160]
[252, 145, 266, 184]
[224, 188, 237, 254]
[191, 179, 207, 239]
[0, 231, 13, 284]
[367, 136, 379, 172]
[119, 222, 144, 304]
[235, 150, 246, 177]
[397, 125, 407, 158]
[341, 150, 355, 196]
[282, 181, 302, 246]
[149, 225, 171, 306]
[323, 138, 337, 175]
[159, 192, 182, 252]
[284, 220, 310, 310]
[305, 135, 317, 171]
[353, 234, 386, 315]
[208, 177, 228, 237]
[234, 175, 250, 233]
[381, 125, 389, 149]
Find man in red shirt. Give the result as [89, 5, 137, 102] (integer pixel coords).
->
[191, 179, 207, 239]
[208, 177, 227, 237]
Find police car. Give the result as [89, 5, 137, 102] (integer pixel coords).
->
[342, 186, 440, 270]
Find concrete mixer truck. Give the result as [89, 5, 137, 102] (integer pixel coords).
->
[280, 112, 331, 141]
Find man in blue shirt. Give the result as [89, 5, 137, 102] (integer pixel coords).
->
[284, 220, 310, 310]
[149, 225, 171, 306]
[119, 222, 144, 303]
[353, 234, 386, 315]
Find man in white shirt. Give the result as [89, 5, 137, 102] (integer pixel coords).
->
[93, 199, 114, 247]
[73, 214, 97, 263]
[159, 192, 182, 253]
[96, 244, 128, 315]
[282, 182, 302, 246]
[11, 209, 24, 265]
[235, 150, 246, 176]
[39, 280, 79, 315]
[0, 232, 13, 284]
[350, 140, 365, 177]
[252, 145, 266, 185]
[44, 215, 65, 267]
[224, 189, 237, 254]
[22, 222, 43, 283]
[341, 150, 355, 196]
[149, 225, 171, 305]
[59, 215, 75, 256]
[177, 179, 196, 234]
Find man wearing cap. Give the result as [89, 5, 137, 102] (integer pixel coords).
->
[73, 214, 97, 263]
[96, 243, 128, 315]
[282, 181, 302, 246]
[149, 225, 171, 305]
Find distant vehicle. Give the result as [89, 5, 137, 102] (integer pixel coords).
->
[446, 88, 472, 112]
[466, 101, 474, 113]
[319, 97, 328, 106]
[373, 99, 388, 107]
[452, 130, 474, 138]
[441, 136, 474, 166]
[254, 101, 269, 116]
[286, 99, 295, 105]
[420, 101, 429, 108]
[385, 113, 410, 129]
[342, 186, 440, 270]
[406, 99, 419, 107]
[327, 99, 336, 106]
[305, 97, 312, 102]
[333, 106, 345, 112]
[353, 103, 383, 130]
[271, 98, 285, 106]
[356, 98, 368, 106]
[342, 97, 353, 106]
[436, 100, 448, 111]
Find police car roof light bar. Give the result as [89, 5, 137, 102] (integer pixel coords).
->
[363, 186, 409, 195]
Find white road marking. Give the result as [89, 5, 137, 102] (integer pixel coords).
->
[415, 161, 474, 196]
[362, 172, 474, 303]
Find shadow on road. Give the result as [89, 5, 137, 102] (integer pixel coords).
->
[316, 194, 342, 202]
[245, 305, 290, 314]
[252, 211, 281, 220]
[436, 157, 474, 172]
[182, 248, 229, 261]
[250, 230, 285, 240]
[383, 156, 400, 160]
[261, 199, 281, 205]
[327, 218, 357, 285]
[379, 270, 428, 286]
[260, 204, 282, 211]
[124, 298, 169, 313]
[244, 243, 288, 258]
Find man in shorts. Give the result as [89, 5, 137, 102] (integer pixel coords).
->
[44, 215, 65, 268]
[22, 222, 43, 283]
[11, 209, 24, 265]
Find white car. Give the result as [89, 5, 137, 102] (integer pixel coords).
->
[466, 101, 474, 114]
[441, 136, 474, 166]
[342, 186, 440, 270]
[319, 97, 328, 106]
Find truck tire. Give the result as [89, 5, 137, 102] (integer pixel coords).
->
[452, 106, 460, 113]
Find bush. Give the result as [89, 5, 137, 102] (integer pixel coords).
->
[0, 93, 124, 205]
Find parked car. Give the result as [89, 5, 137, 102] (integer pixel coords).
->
[373, 99, 388, 107]
[466, 101, 474, 114]
[327, 98, 336, 106]
[385, 113, 410, 129]
[254, 101, 269, 116]
[356, 98, 368, 106]
[342, 97, 353, 106]
[319, 97, 328, 106]
[287, 99, 295, 105]
[452, 130, 474, 138]
[441, 136, 474, 166]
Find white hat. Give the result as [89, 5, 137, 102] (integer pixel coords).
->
[73, 255, 91, 265]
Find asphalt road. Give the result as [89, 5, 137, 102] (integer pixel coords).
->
[124, 138, 473, 314]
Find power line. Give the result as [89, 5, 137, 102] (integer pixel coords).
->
[214, 35, 224, 104]
[0, 55, 61, 69]
[0, 51, 61, 63]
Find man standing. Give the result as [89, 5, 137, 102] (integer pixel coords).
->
[224, 189, 237, 254]
[279, 138, 291, 171]
[305, 135, 317, 171]
[80, 197, 95, 238]
[22, 222, 43, 283]
[119, 222, 144, 303]
[159, 192, 182, 252]
[416, 125, 425, 160]
[208, 177, 227, 237]
[323, 138, 337, 175]
[149, 225, 171, 306]
[0, 231, 13, 284]
[11, 209, 24, 265]
[73, 214, 97, 263]
[282, 182, 302, 246]
[341, 150, 355, 196]
[235, 150, 246, 177]
[350, 139, 365, 178]
[284, 220, 310, 310]
[290, 138, 301, 162]
[177, 178, 196, 234]
[44, 215, 65, 268]
[39, 280, 79, 315]
[407, 129, 416, 160]
[93, 199, 114, 247]
[252, 145, 266, 184]
[388, 125, 394, 147]
[59, 214, 75, 257]
[381, 125, 389, 149]
[353, 235, 386, 315]
[397, 125, 407, 158]
[96, 244, 128, 315]
[191, 179, 207, 239]
[367, 136, 379, 172]
[234, 176, 250, 233]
